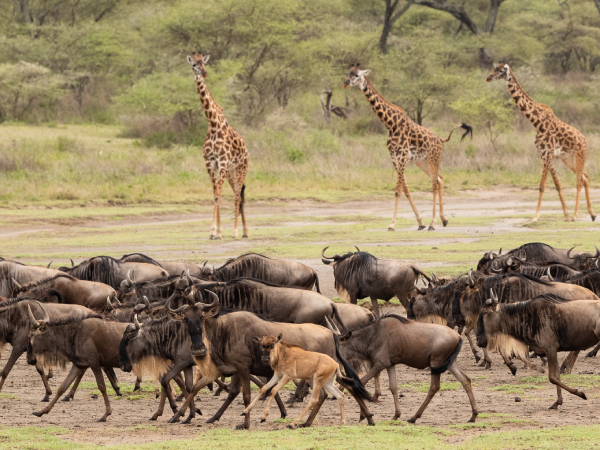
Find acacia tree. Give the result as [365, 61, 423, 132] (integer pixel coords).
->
[379, 0, 415, 54]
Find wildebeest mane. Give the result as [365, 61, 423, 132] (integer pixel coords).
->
[59, 256, 122, 288]
[0, 296, 44, 310]
[508, 242, 557, 261]
[16, 273, 76, 294]
[212, 253, 274, 281]
[46, 313, 103, 327]
[120, 253, 163, 267]
[563, 269, 600, 295]
[226, 277, 305, 290]
[479, 273, 552, 305]
[333, 251, 377, 293]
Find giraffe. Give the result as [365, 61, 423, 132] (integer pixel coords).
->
[187, 51, 249, 239]
[343, 64, 472, 231]
[487, 61, 596, 222]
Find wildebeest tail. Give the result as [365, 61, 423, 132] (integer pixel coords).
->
[46, 288, 63, 303]
[333, 334, 376, 402]
[331, 304, 347, 332]
[430, 338, 462, 375]
[412, 267, 431, 283]
[313, 272, 321, 294]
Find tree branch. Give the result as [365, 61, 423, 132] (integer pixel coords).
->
[414, 0, 479, 34]
[482, 0, 507, 34]
[594, 0, 600, 16]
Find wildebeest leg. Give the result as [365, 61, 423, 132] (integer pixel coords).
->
[214, 378, 230, 395]
[47, 368, 54, 379]
[481, 348, 492, 369]
[250, 374, 287, 418]
[462, 327, 481, 363]
[182, 366, 198, 424]
[585, 342, 600, 358]
[547, 349, 586, 410]
[448, 362, 479, 423]
[387, 366, 401, 420]
[300, 389, 327, 427]
[33, 365, 85, 417]
[156, 364, 188, 420]
[90, 366, 112, 422]
[515, 354, 545, 374]
[34, 363, 53, 402]
[207, 375, 241, 423]
[370, 297, 381, 317]
[289, 380, 308, 403]
[168, 375, 213, 423]
[560, 351, 579, 375]
[499, 352, 519, 376]
[62, 370, 85, 402]
[0, 346, 27, 394]
[236, 373, 252, 430]
[373, 372, 382, 400]
[338, 378, 375, 426]
[407, 373, 440, 423]
[133, 376, 142, 392]
[103, 367, 122, 396]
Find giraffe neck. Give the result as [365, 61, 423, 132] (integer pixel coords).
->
[506, 71, 549, 129]
[361, 78, 407, 132]
[195, 77, 224, 131]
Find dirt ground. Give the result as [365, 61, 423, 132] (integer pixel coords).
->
[1, 187, 600, 445]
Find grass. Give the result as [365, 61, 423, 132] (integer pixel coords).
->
[399, 382, 462, 393]
[488, 384, 545, 395]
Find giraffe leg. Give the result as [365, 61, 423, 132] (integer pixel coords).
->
[437, 175, 448, 227]
[533, 163, 550, 222]
[389, 173, 403, 232]
[401, 179, 424, 230]
[212, 169, 226, 239]
[227, 176, 241, 239]
[549, 166, 570, 221]
[569, 154, 595, 221]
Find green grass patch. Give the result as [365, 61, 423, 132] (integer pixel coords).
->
[488, 384, 545, 395]
[399, 382, 461, 393]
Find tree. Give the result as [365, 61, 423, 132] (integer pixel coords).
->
[379, 0, 414, 54]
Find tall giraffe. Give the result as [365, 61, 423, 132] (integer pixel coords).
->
[187, 52, 249, 239]
[343, 64, 471, 231]
[487, 62, 596, 222]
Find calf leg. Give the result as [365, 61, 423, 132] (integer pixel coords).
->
[370, 297, 381, 318]
[547, 349, 587, 410]
[289, 376, 326, 429]
[448, 362, 478, 423]
[34, 363, 53, 402]
[250, 374, 287, 418]
[91, 366, 112, 422]
[243, 374, 282, 419]
[300, 389, 327, 427]
[387, 366, 402, 420]
[407, 373, 440, 424]
[33, 365, 85, 417]
[560, 351, 579, 375]
[323, 377, 345, 425]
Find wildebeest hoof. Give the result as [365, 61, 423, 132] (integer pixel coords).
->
[60, 396, 71, 402]
[417, 225, 425, 230]
[32, 411, 43, 417]
[97, 418, 107, 423]
[240, 412, 246, 416]
[468, 415, 477, 423]
[206, 418, 217, 424]
[167, 417, 179, 423]
[358, 414, 365, 422]
[115, 391, 122, 397]
[182, 418, 192, 424]
[149, 416, 158, 421]
[392, 414, 400, 420]
[509, 366, 517, 376]
[474, 354, 481, 363]
[41, 396, 50, 402]
[442, 219, 448, 227]
[592, 215, 597, 222]
[209, 235, 222, 240]
[407, 418, 416, 424]
[428, 226, 435, 231]
[585, 351, 597, 358]
[234, 424, 248, 430]
[196, 408, 202, 416]
[485, 362, 492, 369]
[578, 390, 587, 400]
[260, 418, 266, 423]
[133, 386, 140, 392]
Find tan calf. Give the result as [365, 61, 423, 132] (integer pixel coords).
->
[243, 334, 345, 428]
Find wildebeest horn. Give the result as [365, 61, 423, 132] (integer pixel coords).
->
[506, 256, 513, 267]
[126, 269, 134, 287]
[166, 297, 189, 314]
[321, 246, 333, 259]
[468, 269, 474, 286]
[186, 269, 194, 285]
[324, 316, 339, 335]
[47, 262, 52, 269]
[70, 259, 74, 268]
[582, 246, 600, 259]
[112, 295, 121, 306]
[135, 296, 150, 311]
[431, 273, 438, 284]
[354, 246, 360, 253]
[12, 278, 22, 291]
[546, 267, 554, 281]
[490, 260, 502, 273]
[489, 251, 494, 261]
[107, 297, 113, 310]
[485, 298, 493, 306]
[490, 288, 498, 303]
[28, 305, 40, 329]
[134, 314, 141, 330]
[202, 261, 208, 268]
[199, 290, 219, 309]
[597, 259, 599, 269]
[567, 246, 577, 259]
[498, 248, 502, 255]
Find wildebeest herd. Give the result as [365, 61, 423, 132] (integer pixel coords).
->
[2, 243, 600, 428]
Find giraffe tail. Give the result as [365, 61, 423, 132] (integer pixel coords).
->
[442, 123, 473, 143]
[238, 184, 245, 217]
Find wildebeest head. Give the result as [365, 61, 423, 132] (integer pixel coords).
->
[567, 246, 600, 271]
[253, 334, 282, 365]
[198, 261, 212, 279]
[321, 246, 374, 300]
[26, 305, 50, 366]
[118, 320, 140, 372]
[476, 248, 503, 274]
[476, 289, 500, 349]
[166, 290, 220, 357]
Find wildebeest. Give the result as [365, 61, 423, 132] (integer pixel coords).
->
[460, 272, 598, 371]
[321, 247, 429, 316]
[14, 274, 117, 312]
[119, 253, 206, 278]
[477, 243, 599, 274]
[477, 294, 600, 410]
[244, 334, 349, 427]
[200, 253, 321, 292]
[191, 278, 345, 328]
[27, 311, 131, 421]
[0, 297, 101, 401]
[118, 315, 201, 423]
[116, 270, 202, 304]
[59, 256, 168, 291]
[0, 259, 66, 298]
[165, 297, 376, 429]
[326, 314, 478, 423]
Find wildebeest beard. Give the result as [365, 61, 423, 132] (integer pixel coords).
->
[332, 251, 376, 297]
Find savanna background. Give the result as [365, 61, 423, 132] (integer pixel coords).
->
[2, 1, 600, 449]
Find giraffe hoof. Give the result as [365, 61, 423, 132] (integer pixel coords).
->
[242, 235, 248, 238]
[417, 225, 425, 231]
[592, 215, 597, 222]
[209, 235, 221, 240]
[428, 226, 435, 231]
[387, 227, 395, 232]
[442, 220, 448, 227]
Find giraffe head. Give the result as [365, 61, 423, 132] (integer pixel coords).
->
[343, 64, 371, 90]
[187, 51, 210, 80]
[486, 61, 512, 83]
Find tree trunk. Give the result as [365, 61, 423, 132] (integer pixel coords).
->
[483, 0, 506, 34]
[14, 0, 32, 24]
[379, 0, 415, 54]
[321, 89, 332, 123]
[379, 20, 392, 55]
[594, 0, 600, 16]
